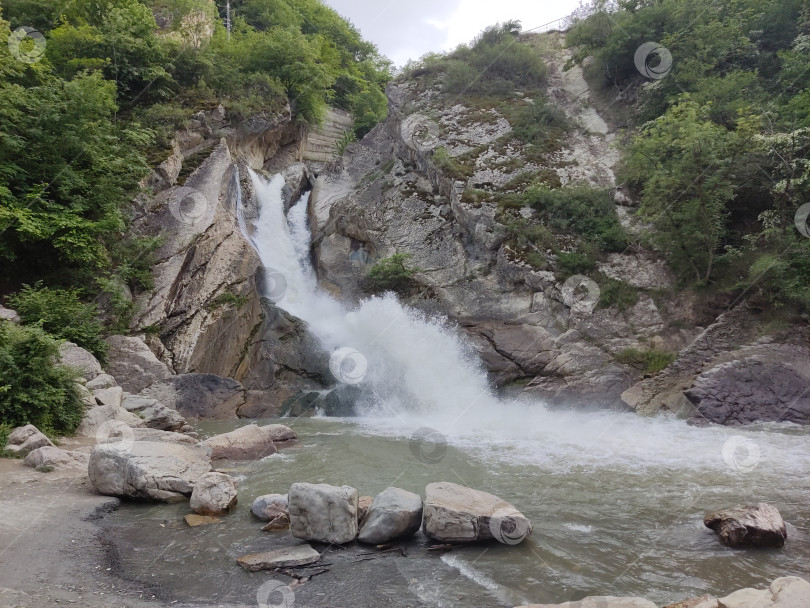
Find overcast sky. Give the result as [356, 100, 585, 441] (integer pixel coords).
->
[324, 0, 583, 66]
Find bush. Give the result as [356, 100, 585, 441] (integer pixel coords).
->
[597, 275, 640, 311]
[0, 323, 84, 435]
[8, 283, 108, 363]
[616, 348, 676, 375]
[508, 99, 571, 156]
[525, 186, 627, 252]
[362, 254, 420, 294]
[557, 250, 598, 277]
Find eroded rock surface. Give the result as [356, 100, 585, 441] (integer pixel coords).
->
[704, 503, 787, 548]
[288, 482, 358, 544]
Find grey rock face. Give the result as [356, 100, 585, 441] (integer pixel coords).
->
[88, 441, 212, 502]
[140, 373, 245, 420]
[58, 342, 102, 380]
[704, 503, 787, 548]
[686, 350, 810, 425]
[357, 487, 422, 544]
[0, 305, 20, 323]
[422, 482, 532, 544]
[105, 335, 172, 393]
[75, 404, 143, 438]
[288, 482, 359, 544]
[121, 393, 187, 432]
[5, 425, 54, 456]
[189, 472, 238, 516]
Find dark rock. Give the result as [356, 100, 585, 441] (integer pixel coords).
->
[140, 373, 245, 420]
[686, 353, 810, 425]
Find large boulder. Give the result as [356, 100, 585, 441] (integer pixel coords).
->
[127, 428, 197, 444]
[4, 425, 54, 456]
[517, 598, 657, 608]
[422, 482, 533, 544]
[23, 446, 89, 471]
[358, 487, 423, 544]
[75, 404, 143, 438]
[105, 335, 172, 393]
[189, 472, 238, 516]
[58, 342, 102, 380]
[0, 305, 20, 323]
[704, 503, 787, 548]
[88, 441, 212, 502]
[85, 373, 117, 391]
[140, 373, 245, 420]
[198, 423, 297, 460]
[288, 482, 358, 544]
[93, 386, 124, 408]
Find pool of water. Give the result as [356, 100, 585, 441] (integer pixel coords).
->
[103, 413, 810, 607]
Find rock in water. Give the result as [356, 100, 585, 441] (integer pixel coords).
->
[4, 425, 54, 456]
[184, 514, 222, 527]
[199, 423, 298, 460]
[251, 493, 288, 518]
[88, 441, 211, 502]
[718, 576, 810, 608]
[190, 472, 238, 516]
[423, 482, 532, 544]
[661, 596, 719, 608]
[704, 503, 786, 548]
[358, 487, 422, 544]
[236, 544, 320, 571]
[288, 482, 358, 544]
[516, 598, 657, 608]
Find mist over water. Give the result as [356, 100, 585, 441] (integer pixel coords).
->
[243, 170, 810, 477]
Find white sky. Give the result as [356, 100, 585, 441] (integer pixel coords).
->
[324, 0, 584, 66]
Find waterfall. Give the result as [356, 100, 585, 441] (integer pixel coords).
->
[240, 170, 810, 474]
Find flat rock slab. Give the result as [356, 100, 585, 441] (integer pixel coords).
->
[704, 503, 786, 548]
[184, 514, 222, 527]
[237, 544, 320, 571]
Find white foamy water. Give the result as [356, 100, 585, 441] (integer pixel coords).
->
[242, 170, 810, 477]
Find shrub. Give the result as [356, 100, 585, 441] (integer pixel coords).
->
[0, 323, 84, 435]
[557, 250, 598, 277]
[597, 275, 640, 311]
[508, 99, 571, 156]
[8, 283, 108, 363]
[616, 348, 676, 375]
[363, 253, 420, 294]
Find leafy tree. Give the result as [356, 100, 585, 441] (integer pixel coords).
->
[0, 322, 84, 435]
[363, 254, 420, 295]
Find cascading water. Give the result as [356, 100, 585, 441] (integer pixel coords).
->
[242, 170, 810, 474]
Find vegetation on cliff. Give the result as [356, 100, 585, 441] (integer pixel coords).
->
[568, 0, 810, 312]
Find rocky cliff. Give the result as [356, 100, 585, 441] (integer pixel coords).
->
[129, 30, 809, 424]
